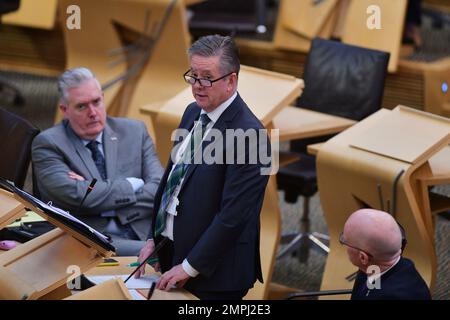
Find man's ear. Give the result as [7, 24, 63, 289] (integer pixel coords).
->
[59, 104, 68, 118]
[227, 73, 237, 92]
[359, 251, 370, 266]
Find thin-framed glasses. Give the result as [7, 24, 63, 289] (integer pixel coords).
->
[183, 70, 234, 87]
[339, 232, 374, 258]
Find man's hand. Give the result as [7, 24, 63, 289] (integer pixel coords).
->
[156, 264, 190, 291]
[135, 239, 156, 278]
[68, 171, 86, 181]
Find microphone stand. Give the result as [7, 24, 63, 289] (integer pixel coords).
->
[75, 178, 97, 216]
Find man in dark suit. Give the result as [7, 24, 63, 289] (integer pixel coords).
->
[340, 209, 431, 300]
[32, 67, 163, 256]
[136, 35, 271, 300]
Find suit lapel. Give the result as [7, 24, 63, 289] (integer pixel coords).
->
[179, 94, 243, 192]
[103, 122, 118, 180]
[64, 121, 99, 178]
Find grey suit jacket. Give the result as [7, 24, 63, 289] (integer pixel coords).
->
[32, 117, 163, 240]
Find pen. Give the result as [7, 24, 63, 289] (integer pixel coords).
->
[127, 257, 159, 267]
[147, 282, 156, 300]
[124, 237, 168, 283]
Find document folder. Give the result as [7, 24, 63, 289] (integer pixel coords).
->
[0, 177, 115, 252]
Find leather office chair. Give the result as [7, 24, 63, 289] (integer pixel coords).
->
[0, 107, 40, 189]
[277, 38, 390, 262]
[188, 0, 268, 37]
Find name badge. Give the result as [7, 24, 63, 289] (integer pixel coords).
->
[167, 194, 179, 216]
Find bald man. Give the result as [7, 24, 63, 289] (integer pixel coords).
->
[340, 209, 431, 300]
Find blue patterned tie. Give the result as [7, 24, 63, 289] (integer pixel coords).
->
[86, 140, 107, 180]
[154, 114, 210, 237]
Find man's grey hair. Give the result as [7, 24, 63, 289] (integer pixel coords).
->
[188, 35, 240, 76]
[57, 67, 98, 104]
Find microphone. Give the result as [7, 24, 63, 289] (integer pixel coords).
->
[75, 178, 97, 216]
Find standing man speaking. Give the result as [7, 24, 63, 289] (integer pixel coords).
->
[136, 35, 271, 300]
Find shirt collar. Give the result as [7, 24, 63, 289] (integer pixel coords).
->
[81, 131, 103, 146]
[200, 91, 237, 124]
[367, 255, 401, 284]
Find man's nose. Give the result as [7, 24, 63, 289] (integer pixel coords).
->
[87, 104, 97, 117]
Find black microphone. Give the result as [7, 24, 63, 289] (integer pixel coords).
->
[75, 178, 97, 216]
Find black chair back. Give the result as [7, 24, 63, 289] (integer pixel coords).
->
[298, 37, 390, 120]
[0, 108, 39, 189]
[188, 0, 267, 36]
[0, 0, 20, 15]
[292, 38, 390, 152]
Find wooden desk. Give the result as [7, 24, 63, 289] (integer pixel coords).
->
[2, 0, 57, 29]
[315, 106, 449, 297]
[273, 106, 356, 142]
[341, 0, 408, 73]
[306, 142, 324, 156]
[84, 257, 197, 300]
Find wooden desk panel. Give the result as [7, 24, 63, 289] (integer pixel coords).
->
[274, 106, 355, 142]
[86, 257, 197, 300]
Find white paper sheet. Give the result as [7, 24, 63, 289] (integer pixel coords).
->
[86, 274, 160, 289]
[129, 289, 147, 300]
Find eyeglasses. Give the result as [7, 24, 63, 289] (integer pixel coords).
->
[339, 232, 374, 258]
[183, 70, 234, 87]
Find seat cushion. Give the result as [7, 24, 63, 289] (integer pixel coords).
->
[277, 154, 318, 201]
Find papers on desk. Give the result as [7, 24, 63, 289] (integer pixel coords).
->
[86, 274, 160, 289]
[39, 200, 109, 242]
[129, 289, 147, 300]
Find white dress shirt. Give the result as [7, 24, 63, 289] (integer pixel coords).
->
[162, 92, 237, 277]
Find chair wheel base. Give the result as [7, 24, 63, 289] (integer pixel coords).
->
[277, 232, 329, 262]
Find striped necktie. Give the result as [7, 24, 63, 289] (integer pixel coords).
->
[154, 114, 211, 237]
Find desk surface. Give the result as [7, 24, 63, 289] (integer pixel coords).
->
[274, 106, 356, 142]
[85, 257, 197, 300]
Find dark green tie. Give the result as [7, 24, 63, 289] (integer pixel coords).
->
[154, 114, 211, 237]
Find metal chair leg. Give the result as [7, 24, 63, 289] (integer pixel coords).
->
[278, 196, 330, 262]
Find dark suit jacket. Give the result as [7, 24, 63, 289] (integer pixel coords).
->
[351, 257, 431, 300]
[150, 93, 270, 293]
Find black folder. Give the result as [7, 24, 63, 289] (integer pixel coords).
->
[0, 177, 115, 252]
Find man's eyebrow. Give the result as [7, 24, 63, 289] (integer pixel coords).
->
[190, 68, 213, 74]
[75, 97, 101, 107]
